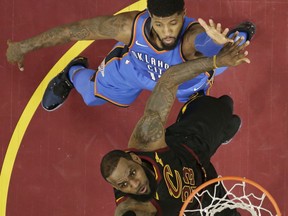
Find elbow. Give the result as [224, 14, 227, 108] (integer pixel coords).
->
[158, 69, 179, 89]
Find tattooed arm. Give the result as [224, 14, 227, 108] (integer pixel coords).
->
[6, 11, 139, 71]
[128, 36, 250, 151]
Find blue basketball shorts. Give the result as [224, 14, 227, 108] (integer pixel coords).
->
[72, 55, 227, 106]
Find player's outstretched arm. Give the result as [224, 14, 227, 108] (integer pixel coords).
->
[183, 18, 233, 60]
[6, 11, 138, 71]
[128, 35, 250, 151]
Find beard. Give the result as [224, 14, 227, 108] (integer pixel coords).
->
[127, 165, 158, 202]
[151, 26, 182, 51]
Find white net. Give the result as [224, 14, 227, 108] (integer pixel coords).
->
[180, 176, 281, 216]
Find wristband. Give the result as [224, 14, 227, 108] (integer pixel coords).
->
[213, 55, 218, 69]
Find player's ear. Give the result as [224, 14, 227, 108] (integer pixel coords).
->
[129, 153, 142, 164]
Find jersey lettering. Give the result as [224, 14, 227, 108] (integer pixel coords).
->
[163, 165, 196, 202]
[131, 50, 170, 80]
[182, 167, 195, 185]
[163, 165, 182, 198]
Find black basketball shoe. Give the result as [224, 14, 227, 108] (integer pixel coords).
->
[41, 56, 88, 111]
[228, 21, 256, 41]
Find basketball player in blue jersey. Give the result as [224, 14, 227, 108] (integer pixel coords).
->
[100, 36, 250, 216]
[6, 0, 256, 111]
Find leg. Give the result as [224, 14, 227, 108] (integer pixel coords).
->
[70, 67, 107, 106]
[72, 64, 142, 107]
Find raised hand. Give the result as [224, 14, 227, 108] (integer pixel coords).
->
[198, 18, 233, 45]
[216, 34, 250, 67]
[6, 40, 25, 71]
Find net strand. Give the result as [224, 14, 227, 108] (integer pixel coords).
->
[183, 180, 274, 216]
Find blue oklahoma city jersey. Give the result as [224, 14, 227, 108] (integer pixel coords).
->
[93, 10, 215, 106]
[126, 11, 214, 102]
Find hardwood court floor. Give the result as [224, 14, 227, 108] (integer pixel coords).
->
[0, 0, 287, 215]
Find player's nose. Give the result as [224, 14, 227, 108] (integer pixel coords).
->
[129, 179, 140, 189]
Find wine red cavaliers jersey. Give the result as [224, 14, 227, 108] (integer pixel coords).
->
[114, 95, 241, 216]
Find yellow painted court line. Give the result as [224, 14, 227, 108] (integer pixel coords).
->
[0, 1, 146, 215]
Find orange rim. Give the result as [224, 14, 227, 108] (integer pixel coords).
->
[179, 176, 281, 216]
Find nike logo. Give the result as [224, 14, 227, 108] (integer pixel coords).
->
[193, 86, 202, 91]
[135, 40, 148, 47]
[193, 84, 204, 91]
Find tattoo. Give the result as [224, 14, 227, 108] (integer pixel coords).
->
[68, 15, 130, 40]
[133, 111, 164, 144]
[20, 13, 135, 52]
[146, 83, 177, 122]
[98, 15, 129, 37]
[130, 57, 214, 147]
[37, 28, 69, 47]
[40, 31, 56, 42]
[132, 83, 177, 146]
[25, 27, 71, 50]
[69, 27, 90, 40]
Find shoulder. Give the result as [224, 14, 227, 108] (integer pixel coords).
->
[112, 10, 142, 44]
[182, 22, 205, 60]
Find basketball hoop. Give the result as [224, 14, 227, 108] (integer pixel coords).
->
[179, 176, 281, 216]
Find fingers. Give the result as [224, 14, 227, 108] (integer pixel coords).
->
[198, 18, 221, 32]
[6, 40, 25, 71]
[233, 38, 250, 54]
[244, 51, 251, 63]
[224, 29, 234, 43]
[237, 51, 250, 64]
[222, 28, 229, 36]
[240, 40, 250, 49]
[198, 18, 209, 31]
[233, 36, 244, 47]
[238, 57, 250, 65]
[209, 19, 215, 28]
[230, 32, 239, 41]
[18, 63, 24, 71]
[216, 23, 222, 34]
